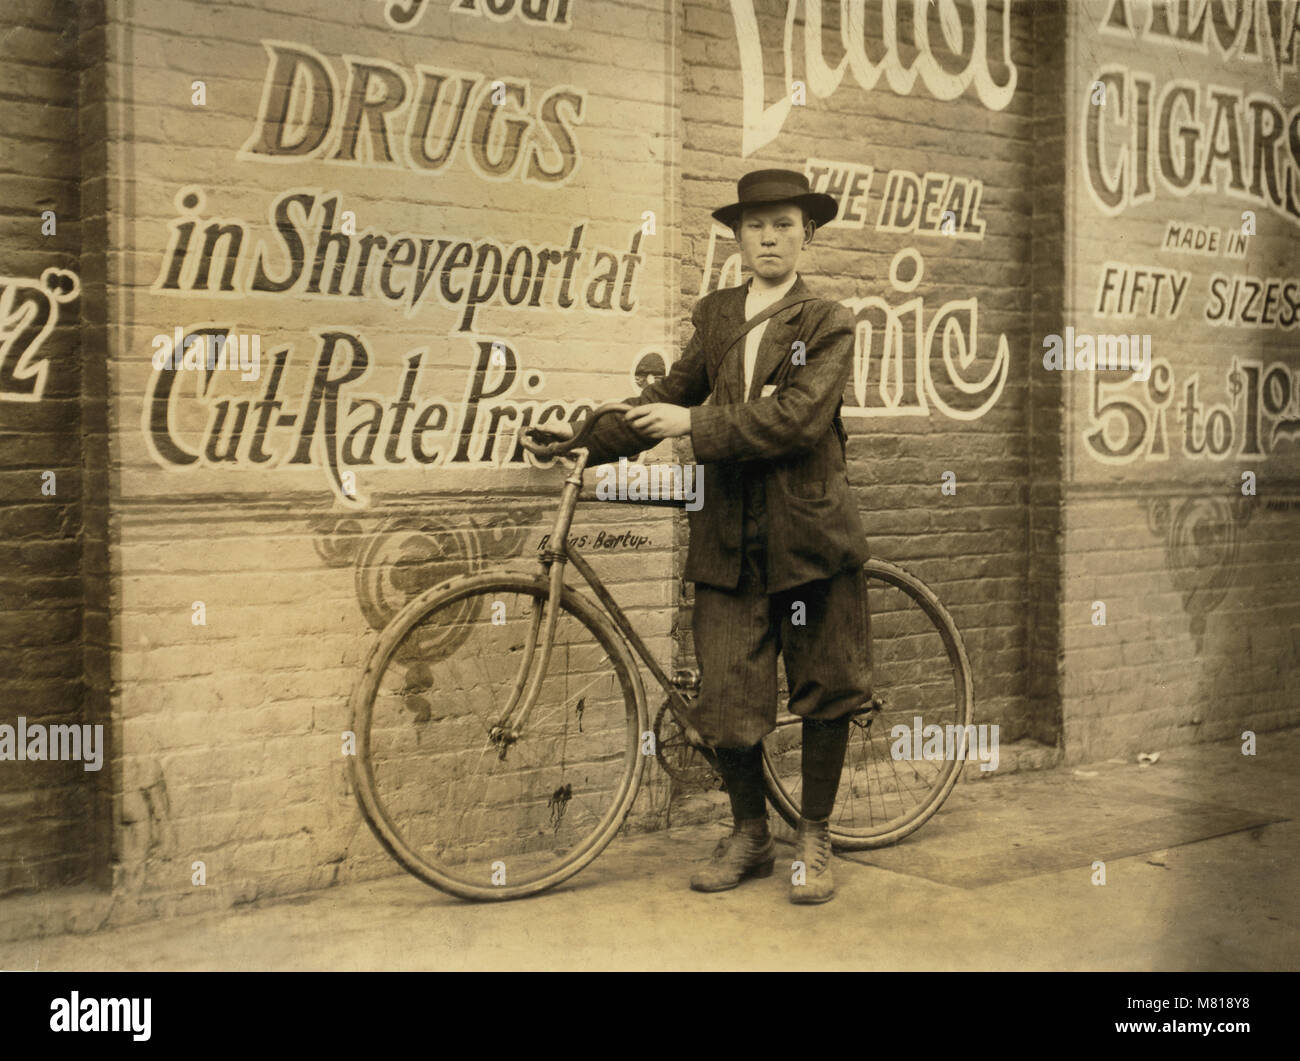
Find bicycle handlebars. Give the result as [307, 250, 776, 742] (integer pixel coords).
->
[518, 402, 633, 460]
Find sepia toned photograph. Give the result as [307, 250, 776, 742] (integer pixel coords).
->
[0, 0, 1296, 992]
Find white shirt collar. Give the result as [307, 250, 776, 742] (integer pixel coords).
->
[746, 271, 799, 305]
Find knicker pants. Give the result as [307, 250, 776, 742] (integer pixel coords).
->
[690, 478, 872, 748]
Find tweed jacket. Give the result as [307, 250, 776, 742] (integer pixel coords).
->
[582, 275, 869, 593]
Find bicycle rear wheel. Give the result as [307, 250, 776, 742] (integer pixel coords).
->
[762, 558, 974, 849]
[349, 571, 647, 900]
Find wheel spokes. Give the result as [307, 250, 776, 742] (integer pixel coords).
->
[355, 580, 642, 897]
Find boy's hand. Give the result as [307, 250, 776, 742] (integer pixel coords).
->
[521, 419, 575, 458]
[625, 403, 691, 440]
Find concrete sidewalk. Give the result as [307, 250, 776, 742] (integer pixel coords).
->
[2, 731, 1296, 971]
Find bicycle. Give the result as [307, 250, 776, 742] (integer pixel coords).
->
[348, 404, 974, 901]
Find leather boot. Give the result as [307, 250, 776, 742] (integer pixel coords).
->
[789, 816, 834, 904]
[689, 817, 775, 892]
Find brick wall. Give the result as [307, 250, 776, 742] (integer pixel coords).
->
[77, 0, 116, 894]
[0, 0, 93, 896]
[1027, 0, 1068, 748]
[87, 0, 679, 916]
[1059, 0, 1300, 760]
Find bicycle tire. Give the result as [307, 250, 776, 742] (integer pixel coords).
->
[349, 569, 648, 901]
[761, 557, 974, 850]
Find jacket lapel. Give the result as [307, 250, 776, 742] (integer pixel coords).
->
[707, 284, 747, 399]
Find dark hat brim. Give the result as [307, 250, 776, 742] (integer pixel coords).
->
[712, 191, 839, 231]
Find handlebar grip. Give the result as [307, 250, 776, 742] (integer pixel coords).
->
[522, 402, 635, 458]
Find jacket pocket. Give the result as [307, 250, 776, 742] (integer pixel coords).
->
[787, 473, 827, 500]
[779, 447, 829, 500]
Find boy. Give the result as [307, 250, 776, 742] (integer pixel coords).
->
[550, 169, 871, 904]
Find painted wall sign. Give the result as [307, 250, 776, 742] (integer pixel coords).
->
[0, 269, 80, 403]
[1070, 0, 1299, 480]
[124, 4, 673, 503]
[730, 0, 1018, 156]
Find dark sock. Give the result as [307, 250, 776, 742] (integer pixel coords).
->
[714, 743, 767, 821]
[801, 717, 850, 819]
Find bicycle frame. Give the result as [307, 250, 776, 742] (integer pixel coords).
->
[489, 443, 880, 756]
[488, 445, 703, 752]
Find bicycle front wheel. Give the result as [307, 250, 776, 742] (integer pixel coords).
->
[349, 571, 647, 901]
[762, 558, 974, 850]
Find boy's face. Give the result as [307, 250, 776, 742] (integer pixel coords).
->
[734, 202, 813, 284]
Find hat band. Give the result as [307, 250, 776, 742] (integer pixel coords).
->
[740, 180, 809, 203]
